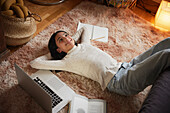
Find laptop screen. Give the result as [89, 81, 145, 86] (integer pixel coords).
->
[15, 64, 52, 113]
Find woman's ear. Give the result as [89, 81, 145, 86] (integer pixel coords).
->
[56, 48, 62, 53]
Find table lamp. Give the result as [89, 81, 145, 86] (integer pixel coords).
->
[155, 0, 170, 31]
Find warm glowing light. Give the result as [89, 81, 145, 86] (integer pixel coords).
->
[155, 0, 170, 31]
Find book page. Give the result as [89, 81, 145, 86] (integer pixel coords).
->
[77, 22, 93, 39]
[88, 99, 106, 113]
[69, 94, 89, 113]
[77, 22, 108, 42]
[92, 26, 108, 42]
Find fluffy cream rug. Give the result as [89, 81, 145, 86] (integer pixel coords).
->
[1, 1, 170, 113]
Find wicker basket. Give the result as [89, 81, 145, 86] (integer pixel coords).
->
[0, 13, 37, 46]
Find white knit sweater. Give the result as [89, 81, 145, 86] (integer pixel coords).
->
[30, 27, 122, 90]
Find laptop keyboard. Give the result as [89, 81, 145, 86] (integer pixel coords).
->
[33, 77, 63, 108]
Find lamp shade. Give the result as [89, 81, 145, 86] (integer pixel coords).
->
[155, 0, 170, 31]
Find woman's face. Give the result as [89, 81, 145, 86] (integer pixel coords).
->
[55, 32, 75, 53]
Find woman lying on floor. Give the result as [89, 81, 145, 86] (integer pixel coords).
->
[30, 27, 170, 96]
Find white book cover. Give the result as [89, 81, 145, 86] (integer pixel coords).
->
[68, 94, 107, 113]
[77, 22, 108, 42]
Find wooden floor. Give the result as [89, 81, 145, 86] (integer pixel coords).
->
[24, 0, 83, 36]
[7, 0, 160, 52]
[132, 0, 159, 24]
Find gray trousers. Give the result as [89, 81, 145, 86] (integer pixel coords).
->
[107, 37, 170, 96]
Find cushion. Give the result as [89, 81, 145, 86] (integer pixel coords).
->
[138, 67, 170, 113]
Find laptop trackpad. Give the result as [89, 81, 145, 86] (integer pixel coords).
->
[47, 77, 64, 91]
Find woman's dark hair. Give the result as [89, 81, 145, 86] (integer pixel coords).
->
[48, 30, 77, 60]
[48, 31, 67, 60]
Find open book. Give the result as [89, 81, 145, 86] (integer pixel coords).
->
[77, 22, 108, 42]
[68, 94, 107, 113]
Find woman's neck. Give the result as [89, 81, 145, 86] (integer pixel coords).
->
[67, 45, 77, 54]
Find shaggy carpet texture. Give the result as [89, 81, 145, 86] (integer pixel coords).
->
[1, 1, 170, 113]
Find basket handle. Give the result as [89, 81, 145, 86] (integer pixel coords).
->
[28, 11, 42, 22]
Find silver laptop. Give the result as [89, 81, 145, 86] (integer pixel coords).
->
[15, 64, 75, 113]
